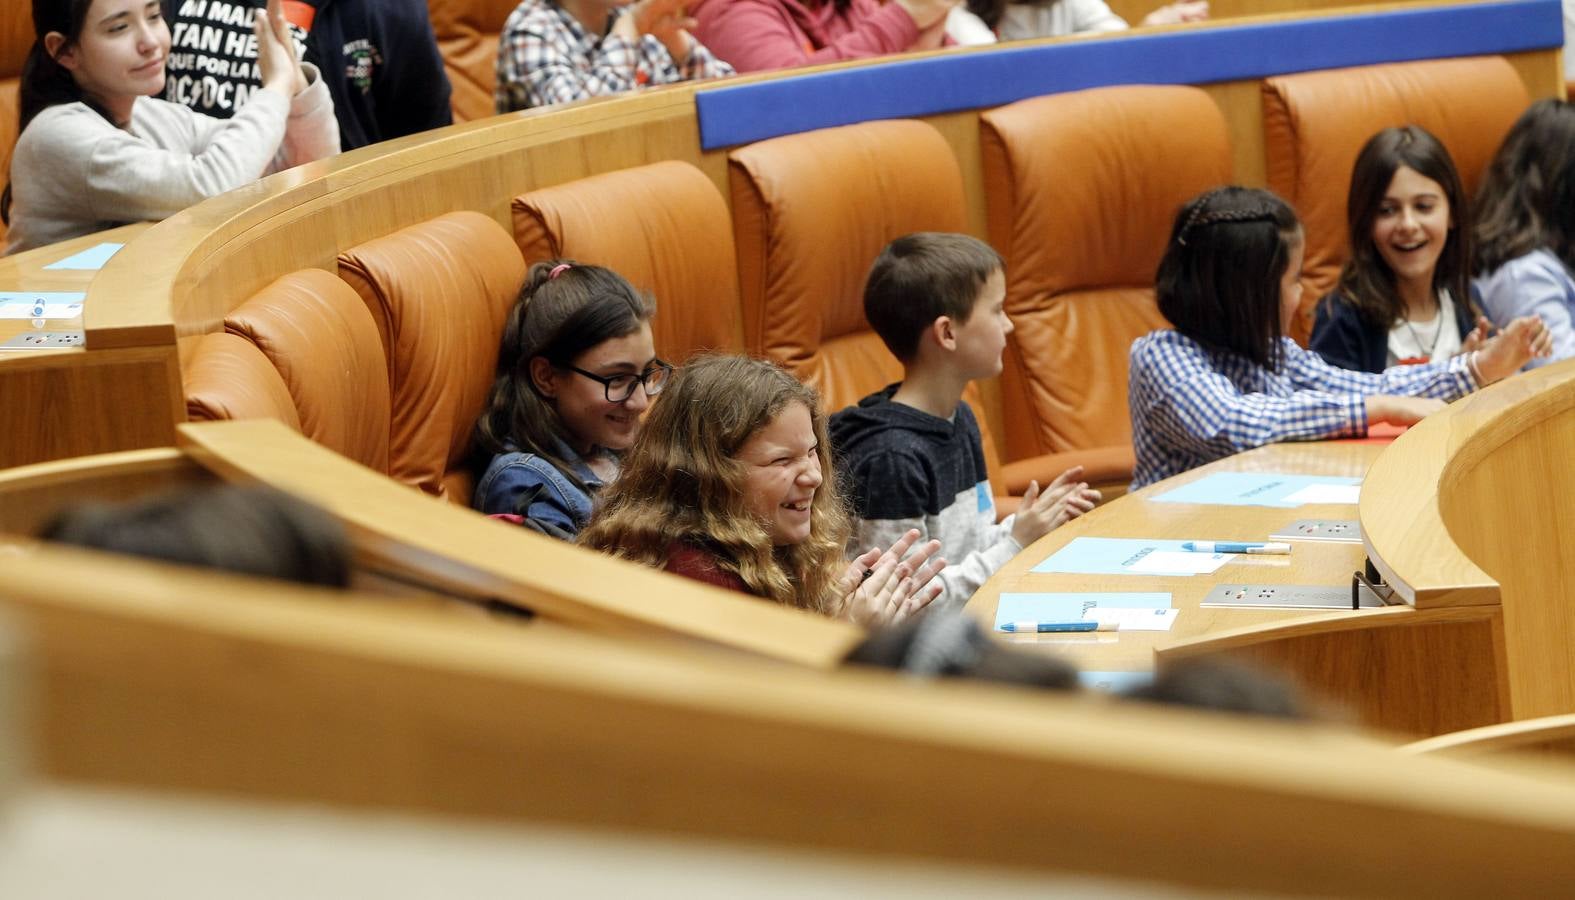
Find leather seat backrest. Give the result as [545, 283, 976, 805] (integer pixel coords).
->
[223, 269, 392, 473]
[513, 160, 745, 361]
[981, 85, 1231, 462]
[728, 119, 1009, 485]
[427, 0, 522, 122]
[338, 211, 524, 502]
[1, 14, 30, 250]
[1263, 56, 1529, 342]
[184, 332, 305, 430]
[729, 119, 968, 413]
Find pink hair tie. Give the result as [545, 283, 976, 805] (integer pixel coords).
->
[549, 263, 572, 280]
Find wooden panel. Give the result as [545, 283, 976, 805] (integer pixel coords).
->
[0, 346, 182, 469]
[1360, 406, 1499, 608]
[7, 543, 1575, 894]
[1437, 359, 1575, 719]
[1159, 605, 1510, 736]
[175, 419, 865, 667]
[1404, 713, 1575, 759]
[0, 448, 212, 536]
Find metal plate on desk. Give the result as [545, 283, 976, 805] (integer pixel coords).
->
[0, 331, 84, 350]
[1268, 519, 1361, 543]
[1201, 583, 1384, 610]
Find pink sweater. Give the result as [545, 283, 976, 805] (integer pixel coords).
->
[692, 0, 929, 73]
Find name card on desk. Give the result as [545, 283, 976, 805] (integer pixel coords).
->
[996, 592, 1177, 632]
[1031, 538, 1229, 576]
[0, 292, 86, 319]
[1151, 472, 1361, 507]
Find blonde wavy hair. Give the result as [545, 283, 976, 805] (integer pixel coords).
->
[578, 354, 852, 614]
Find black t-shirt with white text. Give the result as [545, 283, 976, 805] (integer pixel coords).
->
[162, 0, 453, 150]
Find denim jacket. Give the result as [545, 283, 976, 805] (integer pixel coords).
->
[473, 438, 611, 538]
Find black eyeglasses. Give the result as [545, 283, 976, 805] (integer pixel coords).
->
[567, 360, 674, 402]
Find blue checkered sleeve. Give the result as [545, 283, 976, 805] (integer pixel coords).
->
[1128, 333, 1477, 488]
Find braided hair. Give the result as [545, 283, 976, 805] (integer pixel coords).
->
[1157, 186, 1303, 370]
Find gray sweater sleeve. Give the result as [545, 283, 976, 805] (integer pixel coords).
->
[75, 69, 337, 222]
[852, 515, 1022, 610]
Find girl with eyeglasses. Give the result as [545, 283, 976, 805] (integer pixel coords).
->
[472, 260, 673, 538]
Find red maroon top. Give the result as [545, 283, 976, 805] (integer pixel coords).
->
[664, 540, 754, 595]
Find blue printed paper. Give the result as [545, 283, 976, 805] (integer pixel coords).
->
[1030, 538, 1228, 576]
[43, 242, 123, 271]
[995, 592, 1172, 630]
[1150, 472, 1361, 507]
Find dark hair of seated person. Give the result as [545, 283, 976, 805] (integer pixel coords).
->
[845, 612, 1079, 690]
[1121, 659, 1306, 720]
[41, 485, 352, 589]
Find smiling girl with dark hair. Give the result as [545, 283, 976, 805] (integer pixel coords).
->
[1310, 126, 1500, 374]
[1127, 186, 1549, 489]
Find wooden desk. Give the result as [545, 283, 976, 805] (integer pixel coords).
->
[967, 438, 1507, 735]
[0, 224, 149, 352]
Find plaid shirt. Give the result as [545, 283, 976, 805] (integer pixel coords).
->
[496, 0, 735, 111]
[1128, 330, 1477, 489]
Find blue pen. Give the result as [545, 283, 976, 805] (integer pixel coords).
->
[1181, 541, 1291, 555]
[999, 620, 1118, 633]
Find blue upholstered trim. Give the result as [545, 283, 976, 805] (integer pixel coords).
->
[695, 0, 1562, 150]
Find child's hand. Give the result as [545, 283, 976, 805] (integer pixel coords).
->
[836, 529, 946, 626]
[895, 0, 958, 31]
[1010, 466, 1093, 548]
[1472, 315, 1553, 383]
[255, 0, 307, 96]
[1142, 0, 1209, 26]
[1365, 394, 1446, 426]
[624, 0, 698, 62]
[1458, 315, 1494, 355]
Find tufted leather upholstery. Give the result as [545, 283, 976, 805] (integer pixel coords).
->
[513, 160, 745, 361]
[981, 85, 1231, 486]
[184, 333, 305, 431]
[427, 0, 521, 122]
[729, 119, 967, 412]
[338, 211, 524, 502]
[729, 119, 1092, 502]
[222, 269, 393, 474]
[1263, 56, 1529, 343]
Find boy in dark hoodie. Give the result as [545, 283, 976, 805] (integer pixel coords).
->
[830, 233, 1100, 607]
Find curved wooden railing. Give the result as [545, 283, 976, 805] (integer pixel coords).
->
[6, 542, 1575, 894]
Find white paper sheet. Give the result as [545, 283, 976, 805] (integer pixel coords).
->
[1281, 483, 1360, 505]
[1084, 607, 1179, 631]
[1127, 551, 1230, 575]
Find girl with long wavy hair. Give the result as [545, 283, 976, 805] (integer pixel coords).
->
[579, 354, 944, 625]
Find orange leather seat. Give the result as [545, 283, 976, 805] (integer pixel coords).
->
[513, 160, 745, 361]
[980, 85, 1232, 491]
[1262, 56, 1530, 343]
[217, 269, 393, 474]
[1, 18, 30, 250]
[729, 119, 1077, 502]
[338, 211, 525, 502]
[428, 0, 522, 122]
[184, 332, 305, 431]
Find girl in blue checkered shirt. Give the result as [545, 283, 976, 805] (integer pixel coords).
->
[1126, 186, 1550, 490]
